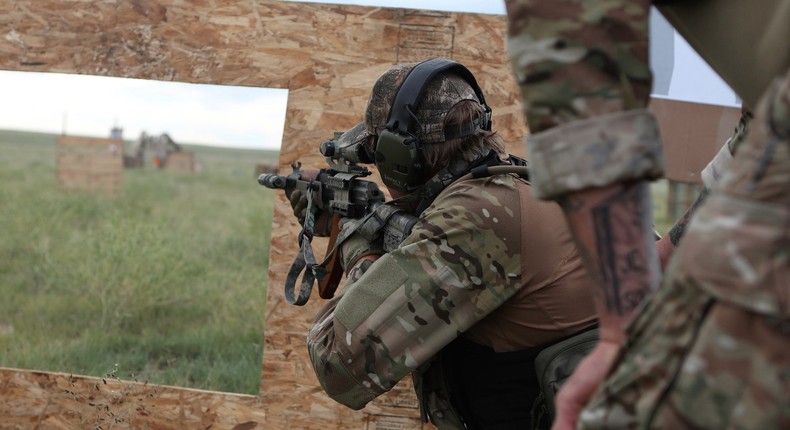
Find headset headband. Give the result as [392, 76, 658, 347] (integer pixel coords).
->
[385, 58, 491, 135]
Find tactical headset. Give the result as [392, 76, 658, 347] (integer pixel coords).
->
[374, 58, 493, 193]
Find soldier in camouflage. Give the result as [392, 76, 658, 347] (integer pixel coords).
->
[503, 0, 790, 428]
[296, 61, 598, 429]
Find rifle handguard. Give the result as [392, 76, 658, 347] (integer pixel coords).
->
[258, 133, 406, 305]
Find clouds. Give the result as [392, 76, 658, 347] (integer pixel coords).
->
[0, 70, 288, 150]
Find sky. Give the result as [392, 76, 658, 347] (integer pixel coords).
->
[0, 1, 737, 150]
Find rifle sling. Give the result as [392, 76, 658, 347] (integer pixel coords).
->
[284, 183, 330, 306]
[283, 200, 408, 306]
[284, 233, 321, 306]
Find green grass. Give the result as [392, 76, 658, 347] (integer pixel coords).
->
[650, 178, 675, 236]
[0, 130, 277, 394]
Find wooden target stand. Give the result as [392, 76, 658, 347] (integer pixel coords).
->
[0, 1, 524, 428]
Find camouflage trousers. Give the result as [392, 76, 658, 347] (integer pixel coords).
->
[577, 71, 790, 429]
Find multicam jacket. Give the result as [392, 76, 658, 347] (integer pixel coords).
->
[306, 172, 597, 410]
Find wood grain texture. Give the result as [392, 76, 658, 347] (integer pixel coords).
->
[0, 1, 522, 428]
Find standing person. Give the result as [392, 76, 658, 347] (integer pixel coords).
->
[503, 1, 790, 428]
[288, 58, 598, 429]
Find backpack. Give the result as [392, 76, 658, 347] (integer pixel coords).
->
[531, 327, 599, 430]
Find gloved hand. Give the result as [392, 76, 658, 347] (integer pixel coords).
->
[287, 188, 333, 236]
[338, 217, 385, 272]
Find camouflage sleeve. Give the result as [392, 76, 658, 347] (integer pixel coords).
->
[700, 108, 752, 191]
[700, 141, 734, 191]
[306, 175, 525, 410]
[505, 0, 664, 199]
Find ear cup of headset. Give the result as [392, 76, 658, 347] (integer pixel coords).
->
[375, 129, 423, 193]
[374, 58, 492, 193]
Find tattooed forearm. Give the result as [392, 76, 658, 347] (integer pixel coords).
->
[667, 187, 710, 246]
[562, 182, 658, 319]
[590, 184, 654, 315]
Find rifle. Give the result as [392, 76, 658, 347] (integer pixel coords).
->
[258, 132, 417, 306]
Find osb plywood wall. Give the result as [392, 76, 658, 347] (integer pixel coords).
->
[649, 98, 741, 184]
[0, 1, 522, 428]
[164, 151, 197, 172]
[57, 136, 124, 196]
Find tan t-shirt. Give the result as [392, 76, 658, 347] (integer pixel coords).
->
[462, 174, 597, 351]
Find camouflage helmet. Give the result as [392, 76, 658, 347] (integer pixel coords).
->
[363, 60, 488, 145]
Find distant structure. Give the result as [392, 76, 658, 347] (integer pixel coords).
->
[57, 135, 123, 196]
[648, 98, 741, 220]
[123, 131, 191, 170]
[110, 126, 123, 140]
[165, 151, 200, 172]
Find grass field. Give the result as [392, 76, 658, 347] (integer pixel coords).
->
[0, 130, 277, 394]
[0, 129, 678, 396]
[651, 179, 674, 235]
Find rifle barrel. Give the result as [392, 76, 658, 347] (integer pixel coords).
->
[258, 174, 287, 189]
